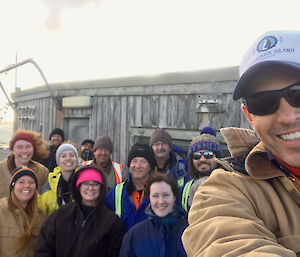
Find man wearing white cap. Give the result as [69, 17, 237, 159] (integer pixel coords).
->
[182, 31, 300, 256]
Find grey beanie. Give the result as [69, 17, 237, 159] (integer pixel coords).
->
[56, 143, 78, 164]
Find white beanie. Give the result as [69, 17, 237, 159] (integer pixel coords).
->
[56, 143, 78, 164]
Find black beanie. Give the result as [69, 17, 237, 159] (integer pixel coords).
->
[81, 139, 95, 146]
[10, 167, 38, 193]
[127, 143, 155, 169]
[49, 128, 65, 141]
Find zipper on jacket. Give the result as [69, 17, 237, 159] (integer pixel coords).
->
[81, 211, 93, 228]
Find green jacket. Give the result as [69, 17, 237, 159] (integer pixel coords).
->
[38, 166, 78, 216]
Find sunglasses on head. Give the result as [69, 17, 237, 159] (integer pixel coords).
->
[243, 82, 300, 116]
[192, 151, 214, 160]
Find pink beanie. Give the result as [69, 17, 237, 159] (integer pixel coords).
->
[76, 169, 103, 188]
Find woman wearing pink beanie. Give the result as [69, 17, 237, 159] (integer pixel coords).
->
[36, 166, 125, 257]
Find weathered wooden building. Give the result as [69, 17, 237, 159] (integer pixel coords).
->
[11, 66, 250, 165]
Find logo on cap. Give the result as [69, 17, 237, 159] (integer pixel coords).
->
[256, 36, 278, 52]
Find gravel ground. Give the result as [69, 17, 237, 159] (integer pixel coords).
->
[0, 148, 10, 160]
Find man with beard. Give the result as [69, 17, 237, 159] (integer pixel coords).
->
[182, 31, 300, 256]
[150, 128, 189, 187]
[180, 126, 223, 212]
[78, 139, 95, 166]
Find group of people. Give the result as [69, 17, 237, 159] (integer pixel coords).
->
[0, 30, 299, 256]
[0, 123, 217, 256]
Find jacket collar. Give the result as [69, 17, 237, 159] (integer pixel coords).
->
[7, 154, 35, 173]
[245, 141, 286, 179]
[221, 127, 286, 179]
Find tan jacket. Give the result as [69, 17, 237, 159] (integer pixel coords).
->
[0, 197, 46, 257]
[0, 156, 49, 199]
[182, 127, 300, 257]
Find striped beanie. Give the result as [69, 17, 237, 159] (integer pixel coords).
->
[10, 167, 38, 193]
[188, 126, 223, 158]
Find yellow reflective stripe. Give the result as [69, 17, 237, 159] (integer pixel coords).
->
[115, 182, 124, 218]
[177, 177, 184, 187]
[181, 180, 194, 212]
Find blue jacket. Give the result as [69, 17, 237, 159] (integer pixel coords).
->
[156, 148, 189, 188]
[119, 205, 188, 257]
[105, 175, 150, 232]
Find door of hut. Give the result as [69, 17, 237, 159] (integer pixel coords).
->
[63, 118, 90, 146]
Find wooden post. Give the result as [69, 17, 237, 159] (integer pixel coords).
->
[56, 109, 63, 128]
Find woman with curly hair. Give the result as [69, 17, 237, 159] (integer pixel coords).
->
[0, 167, 46, 257]
[0, 130, 49, 199]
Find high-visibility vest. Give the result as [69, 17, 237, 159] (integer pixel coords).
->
[112, 161, 123, 185]
[177, 177, 185, 187]
[176, 159, 187, 187]
[82, 160, 123, 185]
[181, 179, 194, 212]
[82, 160, 93, 166]
[114, 182, 125, 218]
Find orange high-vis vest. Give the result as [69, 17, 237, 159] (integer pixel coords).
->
[82, 160, 93, 166]
[111, 161, 123, 184]
[82, 160, 123, 184]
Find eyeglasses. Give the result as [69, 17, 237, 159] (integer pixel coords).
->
[192, 151, 214, 160]
[81, 182, 100, 189]
[243, 82, 300, 116]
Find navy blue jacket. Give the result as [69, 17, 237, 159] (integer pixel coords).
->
[119, 206, 188, 257]
[105, 174, 150, 232]
[155, 148, 189, 188]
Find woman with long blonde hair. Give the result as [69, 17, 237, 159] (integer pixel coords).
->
[0, 167, 46, 257]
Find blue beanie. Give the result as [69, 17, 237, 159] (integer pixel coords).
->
[188, 126, 223, 157]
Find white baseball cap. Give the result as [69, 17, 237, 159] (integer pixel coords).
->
[233, 31, 300, 100]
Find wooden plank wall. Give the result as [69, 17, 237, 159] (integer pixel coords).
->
[15, 97, 57, 143]
[12, 77, 251, 165]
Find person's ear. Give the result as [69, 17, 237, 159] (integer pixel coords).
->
[242, 104, 254, 128]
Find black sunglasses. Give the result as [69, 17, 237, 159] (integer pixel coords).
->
[192, 151, 214, 160]
[243, 82, 300, 116]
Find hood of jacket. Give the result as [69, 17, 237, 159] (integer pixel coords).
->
[220, 127, 260, 158]
[220, 127, 287, 180]
[71, 166, 107, 212]
[49, 166, 80, 191]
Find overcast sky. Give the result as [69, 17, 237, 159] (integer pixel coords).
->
[0, 0, 300, 120]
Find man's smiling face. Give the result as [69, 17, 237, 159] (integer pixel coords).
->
[242, 66, 300, 167]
